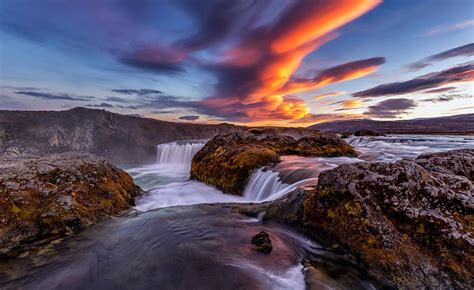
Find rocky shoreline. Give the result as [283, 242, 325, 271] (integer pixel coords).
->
[1, 132, 472, 288]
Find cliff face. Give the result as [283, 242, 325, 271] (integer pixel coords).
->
[0, 108, 242, 165]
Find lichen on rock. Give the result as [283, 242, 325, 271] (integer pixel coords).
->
[241, 149, 473, 288]
[0, 152, 143, 258]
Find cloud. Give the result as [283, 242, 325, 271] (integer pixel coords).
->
[364, 98, 417, 119]
[407, 43, 474, 70]
[178, 115, 200, 121]
[279, 57, 385, 95]
[422, 93, 472, 103]
[86, 103, 114, 108]
[15, 91, 93, 101]
[1, 0, 382, 123]
[312, 91, 346, 100]
[104, 96, 131, 103]
[111, 89, 163, 95]
[422, 87, 457, 93]
[289, 112, 363, 125]
[422, 19, 474, 36]
[354, 63, 474, 98]
[333, 99, 365, 111]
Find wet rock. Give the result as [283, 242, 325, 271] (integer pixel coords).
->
[353, 129, 384, 136]
[190, 132, 355, 195]
[248, 149, 473, 288]
[251, 231, 272, 254]
[0, 152, 143, 258]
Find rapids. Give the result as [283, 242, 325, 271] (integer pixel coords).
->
[2, 135, 473, 289]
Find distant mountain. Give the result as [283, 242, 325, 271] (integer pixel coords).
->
[309, 114, 474, 134]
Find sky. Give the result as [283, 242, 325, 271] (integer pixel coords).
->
[0, 0, 473, 126]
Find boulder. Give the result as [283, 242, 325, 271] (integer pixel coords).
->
[251, 231, 273, 254]
[242, 149, 473, 288]
[190, 132, 356, 195]
[0, 153, 143, 258]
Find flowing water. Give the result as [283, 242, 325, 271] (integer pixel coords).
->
[2, 135, 473, 289]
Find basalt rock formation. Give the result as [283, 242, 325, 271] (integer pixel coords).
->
[190, 132, 356, 195]
[0, 153, 143, 258]
[238, 149, 474, 288]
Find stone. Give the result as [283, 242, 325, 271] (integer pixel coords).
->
[0, 152, 144, 258]
[190, 132, 356, 195]
[251, 231, 273, 254]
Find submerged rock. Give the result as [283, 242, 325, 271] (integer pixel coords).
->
[0, 153, 143, 258]
[190, 132, 355, 195]
[243, 149, 473, 288]
[251, 231, 273, 254]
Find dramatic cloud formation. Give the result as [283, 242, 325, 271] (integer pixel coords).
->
[15, 91, 93, 101]
[422, 93, 472, 103]
[312, 91, 346, 100]
[0, 0, 384, 123]
[354, 63, 474, 98]
[364, 98, 417, 118]
[407, 43, 474, 70]
[178, 115, 200, 121]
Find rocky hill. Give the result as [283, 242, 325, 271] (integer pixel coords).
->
[0, 108, 243, 165]
[310, 114, 474, 134]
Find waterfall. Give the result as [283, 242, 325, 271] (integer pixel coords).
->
[155, 141, 205, 164]
[243, 168, 316, 202]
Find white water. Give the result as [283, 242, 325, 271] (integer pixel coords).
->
[129, 135, 474, 210]
[243, 169, 316, 202]
[347, 135, 474, 162]
[155, 141, 205, 164]
[123, 135, 474, 290]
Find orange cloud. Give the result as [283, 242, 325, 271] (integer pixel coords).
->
[313, 91, 346, 100]
[277, 57, 384, 95]
[340, 99, 364, 109]
[194, 0, 382, 124]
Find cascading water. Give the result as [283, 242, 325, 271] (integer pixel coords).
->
[243, 169, 317, 202]
[155, 141, 205, 164]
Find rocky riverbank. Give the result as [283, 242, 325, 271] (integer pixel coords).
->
[0, 153, 143, 258]
[190, 132, 356, 195]
[239, 149, 474, 288]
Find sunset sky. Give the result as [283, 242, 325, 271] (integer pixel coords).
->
[0, 0, 473, 126]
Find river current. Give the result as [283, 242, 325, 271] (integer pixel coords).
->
[1, 135, 473, 289]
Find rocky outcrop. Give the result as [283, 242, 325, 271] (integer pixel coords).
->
[0, 153, 143, 258]
[239, 149, 473, 288]
[190, 132, 355, 195]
